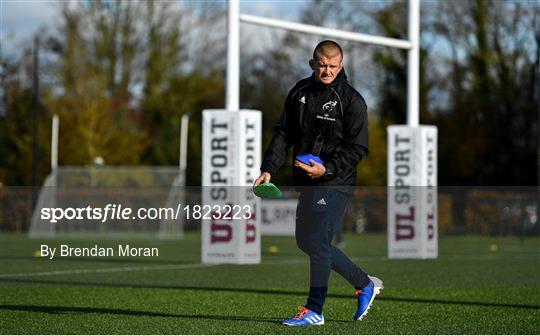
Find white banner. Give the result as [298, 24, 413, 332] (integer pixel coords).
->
[387, 125, 438, 259]
[202, 109, 262, 264]
[261, 199, 297, 236]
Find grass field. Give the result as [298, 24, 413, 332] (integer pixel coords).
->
[0, 232, 539, 334]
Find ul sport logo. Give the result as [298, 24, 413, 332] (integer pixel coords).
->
[322, 100, 337, 112]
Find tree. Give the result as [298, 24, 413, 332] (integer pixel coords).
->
[0, 61, 38, 185]
[431, 0, 538, 185]
[241, 48, 302, 185]
[45, 1, 146, 166]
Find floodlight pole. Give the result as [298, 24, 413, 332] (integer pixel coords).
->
[407, 0, 420, 127]
[226, 0, 240, 111]
[33, 35, 41, 189]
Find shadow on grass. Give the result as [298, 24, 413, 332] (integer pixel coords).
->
[0, 304, 280, 324]
[1, 277, 539, 311]
[0, 304, 353, 324]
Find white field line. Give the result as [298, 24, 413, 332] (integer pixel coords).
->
[0, 254, 534, 279]
[0, 260, 306, 278]
[0, 258, 311, 278]
[0, 263, 214, 278]
[0, 260, 310, 278]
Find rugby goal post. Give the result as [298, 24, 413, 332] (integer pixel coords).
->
[200, 0, 437, 264]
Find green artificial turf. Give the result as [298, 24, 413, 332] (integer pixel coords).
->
[0, 233, 539, 334]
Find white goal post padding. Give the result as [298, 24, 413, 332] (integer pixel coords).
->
[387, 125, 438, 259]
[201, 109, 262, 264]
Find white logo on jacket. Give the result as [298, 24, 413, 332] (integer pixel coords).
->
[316, 113, 336, 122]
[322, 100, 337, 111]
[317, 198, 327, 205]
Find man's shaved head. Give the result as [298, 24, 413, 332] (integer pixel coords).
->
[309, 40, 344, 84]
[313, 40, 343, 61]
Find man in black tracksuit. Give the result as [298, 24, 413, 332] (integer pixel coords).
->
[254, 40, 382, 326]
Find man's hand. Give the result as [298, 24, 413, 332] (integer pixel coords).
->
[254, 172, 271, 187]
[295, 159, 326, 179]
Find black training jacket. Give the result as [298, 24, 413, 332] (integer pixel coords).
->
[260, 69, 369, 190]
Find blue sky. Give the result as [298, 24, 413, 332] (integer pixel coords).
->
[0, 0, 308, 59]
[0, 0, 395, 108]
[1, 0, 58, 58]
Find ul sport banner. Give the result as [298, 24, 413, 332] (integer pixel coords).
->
[387, 125, 438, 259]
[202, 110, 262, 264]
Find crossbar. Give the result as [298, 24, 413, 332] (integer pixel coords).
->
[239, 14, 413, 50]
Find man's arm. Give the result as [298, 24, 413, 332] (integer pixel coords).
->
[254, 95, 294, 186]
[254, 172, 271, 187]
[295, 159, 326, 179]
[324, 96, 369, 178]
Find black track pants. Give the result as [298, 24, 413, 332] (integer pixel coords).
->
[295, 188, 369, 314]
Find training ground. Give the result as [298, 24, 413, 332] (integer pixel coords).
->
[0, 233, 538, 334]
